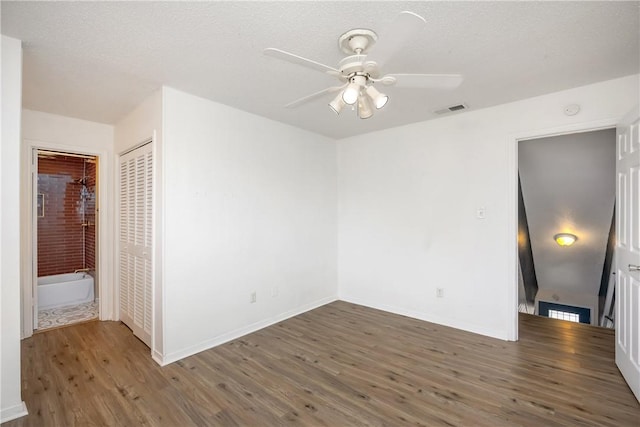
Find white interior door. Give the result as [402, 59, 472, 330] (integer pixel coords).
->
[615, 105, 640, 402]
[119, 142, 153, 347]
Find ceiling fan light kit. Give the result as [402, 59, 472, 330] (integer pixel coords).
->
[335, 71, 390, 119]
[357, 94, 374, 119]
[342, 74, 365, 105]
[264, 11, 463, 120]
[329, 93, 346, 114]
[366, 85, 388, 109]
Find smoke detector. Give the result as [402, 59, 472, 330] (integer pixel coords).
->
[564, 104, 580, 116]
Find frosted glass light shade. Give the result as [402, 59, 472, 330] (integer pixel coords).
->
[342, 83, 360, 105]
[554, 233, 577, 246]
[366, 85, 388, 109]
[357, 95, 373, 119]
[329, 93, 346, 114]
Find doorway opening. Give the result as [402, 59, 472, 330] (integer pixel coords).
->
[517, 128, 616, 328]
[34, 149, 99, 331]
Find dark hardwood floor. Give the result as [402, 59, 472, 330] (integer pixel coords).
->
[4, 301, 639, 426]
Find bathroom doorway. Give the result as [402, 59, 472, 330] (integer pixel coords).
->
[34, 150, 99, 331]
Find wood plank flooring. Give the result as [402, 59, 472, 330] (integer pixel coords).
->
[4, 301, 639, 426]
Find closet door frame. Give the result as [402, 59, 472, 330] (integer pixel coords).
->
[117, 138, 154, 348]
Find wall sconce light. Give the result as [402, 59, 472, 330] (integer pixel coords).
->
[554, 233, 577, 246]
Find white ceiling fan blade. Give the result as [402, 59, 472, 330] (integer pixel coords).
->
[384, 74, 464, 89]
[264, 48, 339, 75]
[285, 86, 345, 108]
[367, 11, 426, 69]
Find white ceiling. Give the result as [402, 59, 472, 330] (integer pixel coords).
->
[2, 1, 639, 139]
[519, 129, 616, 295]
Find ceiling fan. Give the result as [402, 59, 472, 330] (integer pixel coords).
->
[264, 11, 463, 119]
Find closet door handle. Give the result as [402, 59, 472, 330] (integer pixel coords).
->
[630, 264, 640, 271]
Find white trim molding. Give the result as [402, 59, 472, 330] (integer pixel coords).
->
[0, 401, 28, 424]
[157, 296, 338, 366]
[21, 139, 114, 338]
[508, 116, 620, 342]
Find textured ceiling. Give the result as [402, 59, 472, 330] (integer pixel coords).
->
[519, 129, 616, 296]
[2, 1, 639, 139]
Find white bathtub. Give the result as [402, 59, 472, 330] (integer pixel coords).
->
[37, 272, 95, 310]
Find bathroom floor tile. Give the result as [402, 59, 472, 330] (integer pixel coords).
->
[38, 301, 98, 331]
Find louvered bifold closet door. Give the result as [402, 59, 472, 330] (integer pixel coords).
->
[118, 142, 153, 347]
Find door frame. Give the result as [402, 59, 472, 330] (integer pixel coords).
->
[21, 139, 112, 338]
[116, 138, 154, 346]
[508, 117, 619, 341]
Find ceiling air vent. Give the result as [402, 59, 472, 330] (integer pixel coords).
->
[434, 103, 468, 115]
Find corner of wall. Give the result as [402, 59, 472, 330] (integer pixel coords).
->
[1, 34, 28, 423]
[161, 295, 337, 365]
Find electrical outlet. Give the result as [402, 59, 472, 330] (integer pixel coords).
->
[476, 207, 486, 219]
[271, 286, 279, 297]
[436, 288, 444, 298]
[250, 291, 257, 303]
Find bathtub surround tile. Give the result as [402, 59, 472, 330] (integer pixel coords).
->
[85, 160, 97, 272]
[37, 155, 97, 276]
[38, 301, 98, 331]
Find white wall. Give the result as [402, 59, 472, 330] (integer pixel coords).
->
[337, 74, 639, 340]
[114, 89, 164, 361]
[21, 109, 114, 147]
[161, 87, 337, 363]
[114, 90, 162, 154]
[1, 35, 28, 423]
[20, 110, 115, 332]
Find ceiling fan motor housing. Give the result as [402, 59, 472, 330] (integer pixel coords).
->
[338, 29, 378, 54]
[338, 55, 367, 78]
[337, 30, 382, 80]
